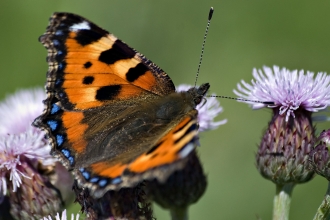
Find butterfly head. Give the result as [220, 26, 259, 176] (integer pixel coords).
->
[188, 83, 210, 106]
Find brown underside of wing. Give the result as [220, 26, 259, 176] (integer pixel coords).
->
[82, 110, 198, 182]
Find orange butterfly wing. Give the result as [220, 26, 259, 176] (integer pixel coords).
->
[40, 12, 175, 110]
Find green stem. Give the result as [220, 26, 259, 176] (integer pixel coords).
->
[170, 207, 188, 220]
[313, 181, 330, 220]
[273, 183, 294, 220]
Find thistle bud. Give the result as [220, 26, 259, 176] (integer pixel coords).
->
[309, 129, 330, 180]
[256, 108, 315, 184]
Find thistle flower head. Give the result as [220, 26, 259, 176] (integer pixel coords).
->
[0, 127, 63, 219]
[0, 88, 73, 218]
[234, 66, 330, 121]
[234, 66, 325, 185]
[177, 84, 227, 131]
[0, 88, 45, 135]
[0, 127, 54, 195]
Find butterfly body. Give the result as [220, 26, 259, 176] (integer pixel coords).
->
[34, 12, 210, 197]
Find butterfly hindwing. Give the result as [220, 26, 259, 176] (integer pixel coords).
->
[37, 96, 88, 167]
[75, 110, 199, 196]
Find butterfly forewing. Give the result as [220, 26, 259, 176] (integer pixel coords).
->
[39, 12, 175, 111]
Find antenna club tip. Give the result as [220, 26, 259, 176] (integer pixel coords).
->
[208, 7, 214, 20]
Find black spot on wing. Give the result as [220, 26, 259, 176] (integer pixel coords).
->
[83, 76, 94, 85]
[75, 29, 105, 46]
[95, 85, 121, 101]
[98, 40, 135, 65]
[84, 61, 92, 69]
[126, 63, 148, 82]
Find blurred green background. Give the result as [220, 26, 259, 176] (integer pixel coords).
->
[1, 1, 330, 219]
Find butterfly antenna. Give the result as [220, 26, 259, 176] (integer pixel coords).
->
[208, 95, 275, 105]
[195, 8, 274, 106]
[194, 7, 214, 87]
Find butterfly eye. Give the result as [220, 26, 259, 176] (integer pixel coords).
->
[194, 97, 202, 105]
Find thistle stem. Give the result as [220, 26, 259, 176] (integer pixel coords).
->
[313, 181, 330, 220]
[273, 183, 294, 220]
[170, 207, 188, 220]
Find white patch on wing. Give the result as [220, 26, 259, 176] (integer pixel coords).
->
[70, 21, 91, 31]
[178, 143, 194, 158]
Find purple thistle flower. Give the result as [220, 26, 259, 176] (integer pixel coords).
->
[0, 127, 63, 219]
[0, 88, 74, 218]
[0, 88, 61, 196]
[0, 127, 54, 195]
[234, 66, 330, 121]
[0, 88, 46, 135]
[177, 84, 227, 131]
[234, 66, 328, 219]
[42, 209, 80, 220]
[233, 66, 322, 185]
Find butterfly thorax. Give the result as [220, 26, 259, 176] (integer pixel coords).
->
[155, 83, 209, 120]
